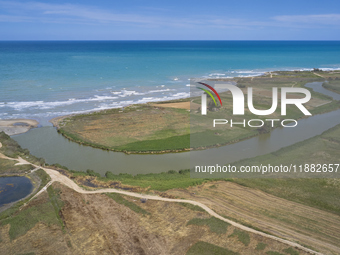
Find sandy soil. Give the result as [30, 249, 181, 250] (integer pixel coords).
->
[0, 119, 39, 135]
[150, 101, 200, 110]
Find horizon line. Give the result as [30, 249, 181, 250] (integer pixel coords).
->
[1, 39, 340, 42]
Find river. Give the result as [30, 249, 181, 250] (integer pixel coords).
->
[12, 82, 340, 175]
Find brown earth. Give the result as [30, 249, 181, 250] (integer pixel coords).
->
[168, 181, 340, 255]
[150, 101, 200, 110]
[0, 182, 311, 255]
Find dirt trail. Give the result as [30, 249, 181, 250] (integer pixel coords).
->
[0, 142, 323, 255]
[170, 182, 340, 254]
[313, 72, 325, 78]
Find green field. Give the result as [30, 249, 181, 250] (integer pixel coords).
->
[0, 158, 33, 174]
[0, 185, 63, 240]
[323, 79, 340, 94]
[186, 241, 239, 255]
[187, 217, 230, 234]
[232, 123, 340, 215]
[56, 104, 191, 153]
[101, 169, 209, 191]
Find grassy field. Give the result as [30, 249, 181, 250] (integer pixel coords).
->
[186, 241, 239, 255]
[56, 104, 190, 153]
[0, 131, 45, 166]
[0, 158, 33, 174]
[231, 123, 340, 215]
[187, 217, 230, 234]
[0, 185, 63, 240]
[102, 169, 209, 191]
[54, 71, 340, 153]
[323, 79, 340, 94]
[229, 229, 250, 246]
[169, 179, 340, 254]
[106, 193, 150, 215]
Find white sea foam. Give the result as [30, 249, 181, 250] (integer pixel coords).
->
[3, 96, 120, 111]
[148, 89, 172, 93]
[209, 73, 226, 76]
[6, 65, 339, 120]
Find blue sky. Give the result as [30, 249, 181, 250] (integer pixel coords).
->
[0, 0, 340, 40]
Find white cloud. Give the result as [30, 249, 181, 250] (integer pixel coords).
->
[273, 14, 340, 25]
[0, 1, 160, 24]
[0, 1, 339, 31]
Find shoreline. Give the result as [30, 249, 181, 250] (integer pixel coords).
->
[0, 171, 41, 213]
[0, 119, 39, 136]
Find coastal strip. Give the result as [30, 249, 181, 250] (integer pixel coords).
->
[0, 119, 39, 136]
[50, 70, 340, 154]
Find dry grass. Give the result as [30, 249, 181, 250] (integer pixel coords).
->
[168, 181, 340, 254]
[0, 182, 309, 255]
[54, 71, 340, 152]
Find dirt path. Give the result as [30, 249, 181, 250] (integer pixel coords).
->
[313, 72, 325, 79]
[0, 142, 323, 255]
[150, 101, 191, 110]
[169, 182, 340, 254]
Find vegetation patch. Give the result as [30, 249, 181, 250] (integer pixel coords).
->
[106, 193, 150, 216]
[323, 80, 340, 94]
[0, 185, 64, 240]
[266, 252, 285, 255]
[232, 124, 340, 215]
[228, 229, 250, 246]
[35, 169, 51, 190]
[0, 132, 45, 166]
[187, 217, 229, 234]
[56, 105, 190, 153]
[0, 158, 33, 174]
[179, 202, 206, 213]
[46, 186, 64, 229]
[256, 242, 267, 250]
[283, 247, 300, 255]
[186, 241, 239, 255]
[103, 169, 209, 191]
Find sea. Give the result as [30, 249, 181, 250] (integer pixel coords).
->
[1, 41, 340, 125]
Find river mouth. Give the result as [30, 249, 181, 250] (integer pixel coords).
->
[12, 82, 340, 176]
[0, 176, 33, 207]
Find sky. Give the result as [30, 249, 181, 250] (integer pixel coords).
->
[0, 0, 340, 40]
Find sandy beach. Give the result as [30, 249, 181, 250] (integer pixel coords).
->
[0, 119, 39, 136]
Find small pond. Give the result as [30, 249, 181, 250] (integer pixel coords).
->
[0, 176, 33, 207]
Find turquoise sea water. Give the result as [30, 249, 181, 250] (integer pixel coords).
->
[1, 41, 340, 123]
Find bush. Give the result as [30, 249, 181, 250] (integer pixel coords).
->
[86, 169, 101, 177]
